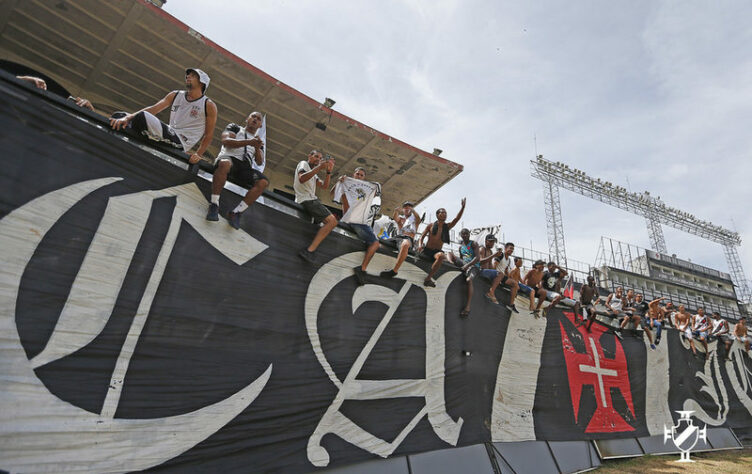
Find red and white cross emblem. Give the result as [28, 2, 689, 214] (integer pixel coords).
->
[559, 312, 635, 433]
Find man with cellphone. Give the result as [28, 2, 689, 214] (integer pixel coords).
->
[295, 150, 337, 263]
[206, 111, 268, 228]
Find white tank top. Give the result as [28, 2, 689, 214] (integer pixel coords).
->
[169, 91, 208, 151]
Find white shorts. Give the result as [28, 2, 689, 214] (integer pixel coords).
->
[684, 328, 694, 340]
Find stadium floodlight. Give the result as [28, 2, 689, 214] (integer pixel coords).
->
[530, 156, 750, 302]
[323, 97, 336, 108]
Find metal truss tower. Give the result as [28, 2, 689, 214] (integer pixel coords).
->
[542, 179, 567, 268]
[530, 155, 751, 303]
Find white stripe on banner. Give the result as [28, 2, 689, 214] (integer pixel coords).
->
[491, 301, 547, 441]
[645, 335, 672, 435]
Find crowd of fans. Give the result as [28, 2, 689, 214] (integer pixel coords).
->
[14, 65, 750, 357]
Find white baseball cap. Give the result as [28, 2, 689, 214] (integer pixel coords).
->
[185, 68, 210, 92]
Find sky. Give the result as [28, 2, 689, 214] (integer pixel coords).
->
[165, 0, 752, 282]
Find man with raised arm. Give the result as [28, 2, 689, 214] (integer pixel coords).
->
[647, 296, 667, 345]
[295, 150, 337, 263]
[206, 111, 268, 228]
[417, 198, 466, 287]
[380, 201, 421, 279]
[447, 228, 480, 318]
[110, 68, 217, 165]
[334, 167, 382, 285]
[484, 242, 520, 313]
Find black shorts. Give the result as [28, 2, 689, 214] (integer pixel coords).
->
[419, 247, 444, 260]
[464, 265, 479, 279]
[394, 235, 414, 247]
[301, 199, 332, 224]
[217, 156, 269, 189]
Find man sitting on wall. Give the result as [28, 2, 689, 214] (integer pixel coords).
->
[541, 261, 567, 315]
[483, 242, 519, 313]
[691, 307, 710, 358]
[580, 276, 600, 331]
[520, 260, 548, 316]
[676, 305, 701, 356]
[724, 317, 750, 354]
[109, 68, 217, 165]
[707, 311, 730, 358]
[380, 201, 422, 279]
[333, 167, 382, 285]
[647, 296, 668, 345]
[206, 111, 268, 229]
[447, 228, 480, 318]
[295, 150, 337, 263]
[417, 198, 466, 287]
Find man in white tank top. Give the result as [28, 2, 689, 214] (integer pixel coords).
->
[205, 111, 268, 229]
[109, 68, 217, 165]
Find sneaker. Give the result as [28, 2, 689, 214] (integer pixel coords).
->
[655, 336, 661, 346]
[380, 269, 398, 279]
[228, 211, 241, 230]
[206, 203, 219, 221]
[506, 304, 519, 314]
[650, 344, 656, 350]
[461, 350, 472, 357]
[614, 330, 623, 340]
[298, 248, 316, 264]
[353, 266, 366, 286]
[424, 278, 436, 288]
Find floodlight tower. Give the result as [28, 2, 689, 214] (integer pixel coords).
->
[530, 155, 751, 302]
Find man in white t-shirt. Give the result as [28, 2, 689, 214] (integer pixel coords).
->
[205, 111, 268, 229]
[483, 242, 519, 313]
[295, 150, 337, 263]
[380, 201, 421, 279]
[109, 68, 217, 165]
[333, 167, 381, 285]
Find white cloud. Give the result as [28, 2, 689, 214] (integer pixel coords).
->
[165, 0, 752, 282]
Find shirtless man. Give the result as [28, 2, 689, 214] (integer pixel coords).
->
[647, 297, 667, 345]
[675, 305, 698, 356]
[447, 228, 480, 318]
[484, 242, 520, 313]
[521, 260, 548, 315]
[724, 317, 751, 354]
[417, 198, 466, 287]
[580, 276, 600, 331]
[381, 201, 421, 278]
[621, 293, 656, 348]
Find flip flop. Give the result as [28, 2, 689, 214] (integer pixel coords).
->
[484, 293, 499, 305]
[460, 310, 470, 318]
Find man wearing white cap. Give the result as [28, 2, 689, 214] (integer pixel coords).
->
[110, 68, 217, 164]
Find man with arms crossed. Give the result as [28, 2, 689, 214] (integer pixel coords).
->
[206, 111, 267, 228]
[295, 150, 337, 263]
[417, 198, 466, 287]
[381, 201, 421, 278]
[110, 68, 217, 165]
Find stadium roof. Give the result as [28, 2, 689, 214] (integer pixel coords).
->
[0, 0, 463, 209]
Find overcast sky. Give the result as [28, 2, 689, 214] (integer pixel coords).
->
[165, 0, 752, 281]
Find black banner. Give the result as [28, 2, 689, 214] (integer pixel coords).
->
[1, 80, 752, 473]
